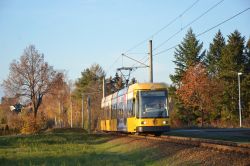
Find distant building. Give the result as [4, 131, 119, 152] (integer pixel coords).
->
[12, 103, 23, 113]
[1, 96, 22, 113]
[1, 97, 18, 105]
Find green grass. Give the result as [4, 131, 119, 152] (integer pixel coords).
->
[1, 129, 249, 165]
[0, 129, 168, 166]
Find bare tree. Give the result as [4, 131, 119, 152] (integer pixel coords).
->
[2, 45, 57, 118]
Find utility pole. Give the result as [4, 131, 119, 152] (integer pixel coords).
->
[238, 72, 242, 127]
[87, 96, 91, 134]
[149, 40, 153, 83]
[82, 94, 84, 129]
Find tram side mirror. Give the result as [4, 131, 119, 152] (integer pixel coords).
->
[165, 107, 169, 117]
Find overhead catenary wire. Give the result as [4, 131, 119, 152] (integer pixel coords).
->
[132, 0, 223, 68]
[107, 1, 249, 80]
[122, 54, 149, 67]
[131, 6, 250, 71]
[105, 55, 122, 75]
[125, 52, 147, 55]
[153, 7, 250, 56]
[133, 0, 224, 70]
[196, 7, 250, 37]
[123, 0, 200, 55]
[105, 0, 200, 76]
[153, 0, 224, 51]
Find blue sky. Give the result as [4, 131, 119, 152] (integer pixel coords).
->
[0, 0, 249, 98]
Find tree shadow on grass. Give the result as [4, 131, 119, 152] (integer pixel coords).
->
[0, 146, 179, 166]
[1, 130, 227, 165]
[0, 131, 193, 166]
[1, 133, 225, 166]
[0, 132, 116, 150]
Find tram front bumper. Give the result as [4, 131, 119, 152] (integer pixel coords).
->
[136, 126, 170, 133]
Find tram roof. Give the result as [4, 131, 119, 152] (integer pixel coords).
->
[128, 82, 168, 92]
[103, 82, 167, 99]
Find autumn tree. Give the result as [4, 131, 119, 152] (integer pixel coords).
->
[40, 72, 70, 128]
[169, 28, 205, 126]
[2, 45, 57, 119]
[177, 63, 221, 126]
[170, 28, 205, 86]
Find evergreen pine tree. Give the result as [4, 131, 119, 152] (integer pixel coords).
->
[204, 30, 225, 122]
[169, 29, 204, 126]
[74, 64, 105, 97]
[244, 38, 250, 72]
[170, 28, 205, 86]
[206, 30, 225, 76]
[219, 30, 245, 124]
[241, 38, 250, 123]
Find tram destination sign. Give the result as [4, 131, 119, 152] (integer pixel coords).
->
[141, 91, 165, 97]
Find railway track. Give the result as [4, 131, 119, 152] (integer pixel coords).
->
[99, 131, 250, 155]
[127, 134, 250, 155]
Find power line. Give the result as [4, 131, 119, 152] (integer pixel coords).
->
[150, 0, 200, 38]
[197, 7, 250, 37]
[131, 54, 148, 67]
[132, 0, 223, 68]
[125, 52, 147, 55]
[122, 54, 148, 67]
[123, 0, 200, 54]
[105, 55, 122, 75]
[154, 0, 224, 51]
[154, 7, 250, 56]
[106, 0, 200, 76]
[154, 44, 178, 56]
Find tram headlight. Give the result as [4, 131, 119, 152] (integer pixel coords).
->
[163, 121, 167, 124]
[141, 121, 146, 125]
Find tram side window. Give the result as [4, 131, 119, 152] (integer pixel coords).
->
[111, 106, 117, 119]
[111, 108, 113, 119]
[111, 107, 113, 119]
[104, 107, 107, 120]
[107, 105, 112, 120]
[117, 102, 122, 118]
[106, 107, 108, 120]
[123, 105, 127, 118]
[111, 103, 116, 119]
[102, 107, 105, 120]
[120, 101, 124, 118]
[114, 107, 117, 119]
[127, 99, 133, 117]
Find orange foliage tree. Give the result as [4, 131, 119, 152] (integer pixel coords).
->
[177, 63, 221, 126]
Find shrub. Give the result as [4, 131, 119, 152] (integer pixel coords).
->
[20, 111, 49, 134]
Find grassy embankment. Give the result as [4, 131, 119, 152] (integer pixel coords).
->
[1, 128, 250, 166]
[0, 129, 170, 166]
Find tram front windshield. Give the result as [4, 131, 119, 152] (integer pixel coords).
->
[138, 91, 168, 118]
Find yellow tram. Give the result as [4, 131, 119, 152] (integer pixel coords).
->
[100, 83, 170, 135]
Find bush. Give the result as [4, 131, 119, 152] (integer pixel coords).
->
[21, 111, 49, 134]
[4, 109, 51, 135]
[7, 112, 24, 132]
[21, 115, 38, 134]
